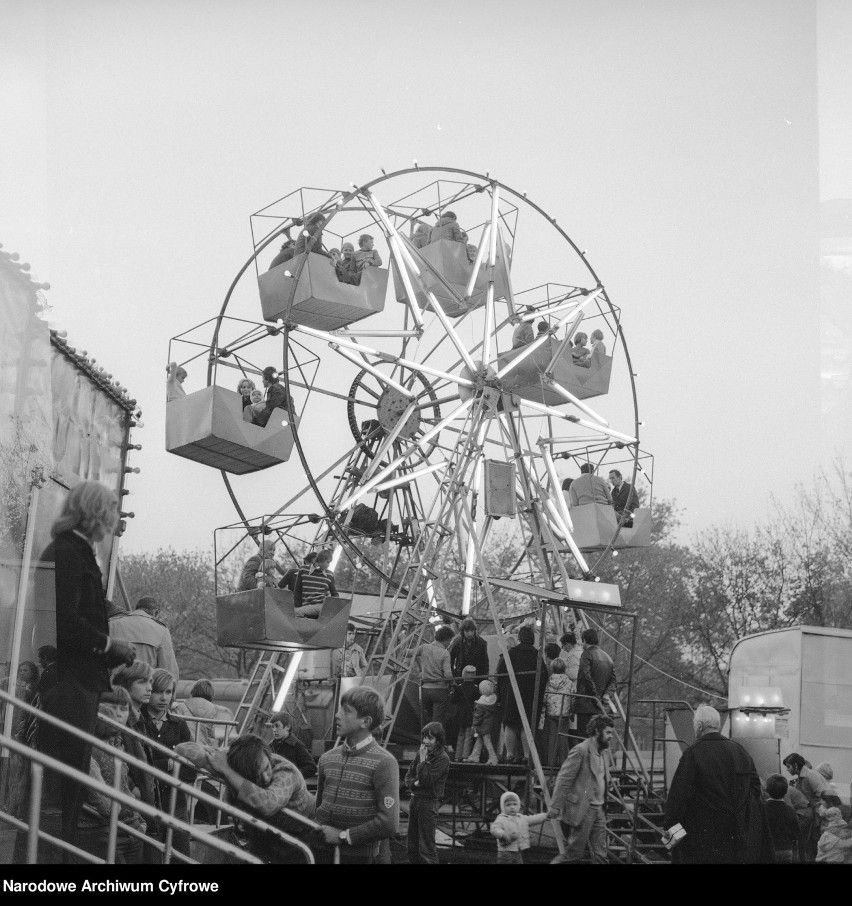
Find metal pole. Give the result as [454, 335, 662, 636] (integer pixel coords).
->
[525, 596, 547, 806]
[621, 614, 639, 774]
[107, 754, 121, 862]
[3, 481, 40, 745]
[164, 760, 180, 863]
[26, 762, 43, 864]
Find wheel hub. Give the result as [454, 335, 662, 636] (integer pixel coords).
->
[458, 361, 503, 409]
[376, 387, 421, 439]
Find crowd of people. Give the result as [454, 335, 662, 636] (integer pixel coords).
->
[14, 477, 852, 866]
[11, 480, 404, 865]
[404, 616, 616, 782]
[663, 705, 852, 864]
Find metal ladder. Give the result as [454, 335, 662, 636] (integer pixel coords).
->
[234, 650, 292, 736]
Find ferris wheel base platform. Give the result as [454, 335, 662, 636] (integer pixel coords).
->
[166, 386, 296, 474]
[393, 238, 510, 317]
[259, 253, 388, 331]
[215, 587, 351, 650]
[567, 504, 652, 550]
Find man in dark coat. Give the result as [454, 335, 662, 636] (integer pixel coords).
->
[252, 366, 291, 428]
[608, 469, 637, 527]
[269, 711, 317, 779]
[574, 629, 616, 740]
[495, 625, 547, 763]
[664, 704, 773, 864]
[449, 617, 489, 680]
[36, 644, 58, 698]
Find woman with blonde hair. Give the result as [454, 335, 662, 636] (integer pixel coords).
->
[237, 376, 256, 411]
[38, 481, 136, 859]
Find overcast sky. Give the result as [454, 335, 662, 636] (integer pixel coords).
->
[2, 0, 850, 556]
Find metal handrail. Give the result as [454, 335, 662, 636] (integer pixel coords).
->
[0, 687, 324, 863]
[633, 699, 694, 799]
[0, 731, 261, 865]
[80, 803, 195, 864]
[171, 711, 239, 728]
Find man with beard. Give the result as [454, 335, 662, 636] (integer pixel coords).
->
[547, 714, 614, 863]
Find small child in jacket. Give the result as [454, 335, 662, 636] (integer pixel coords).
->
[405, 721, 450, 864]
[466, 680, 498, 766]
[816, 807, 852, 863]
[543, 659, 572, 767]
[764, 773, 800, 863]
[453, 665, 479, 761]
[490, 791, 548, 864]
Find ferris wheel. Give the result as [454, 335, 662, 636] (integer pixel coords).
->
[167, 167, 651, 620]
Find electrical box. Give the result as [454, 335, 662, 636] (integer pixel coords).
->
[484, 459, 517, 517]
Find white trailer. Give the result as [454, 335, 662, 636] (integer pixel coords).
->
[728, 625, 852, 800]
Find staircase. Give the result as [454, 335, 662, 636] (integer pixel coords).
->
[605, 767, 670, 863]
[234, 651, 290, 735]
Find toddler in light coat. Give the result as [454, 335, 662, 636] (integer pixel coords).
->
[490, 791, 548, 864]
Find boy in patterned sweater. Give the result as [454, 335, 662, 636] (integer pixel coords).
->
[316, 686, 400, 864]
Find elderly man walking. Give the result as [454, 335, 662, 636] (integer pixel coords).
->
[664, 704, 773, 863]
[547, 714, 614, 863]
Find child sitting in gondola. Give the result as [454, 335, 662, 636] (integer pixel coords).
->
[353, 234, 382, 273]
[242, 389, 266, 423]
[335, 242, 359, 285]
[571, 332, 590, 366]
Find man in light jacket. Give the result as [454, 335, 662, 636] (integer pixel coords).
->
[108, 596, 179, 683]
[414, 625, 455, 728]
[548, 714, 613, 863]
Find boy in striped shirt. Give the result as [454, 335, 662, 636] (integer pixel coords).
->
[315, 687, 400, 864]
[293, 549, 337, 617]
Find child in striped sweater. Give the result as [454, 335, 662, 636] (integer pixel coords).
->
[315, 687, 399, 864]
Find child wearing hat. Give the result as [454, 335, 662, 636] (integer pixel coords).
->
[242, 389, 266, 423]
[490, 791, 548, 864]
[453, 665, 479, 762]
[466, 680, 499, 766]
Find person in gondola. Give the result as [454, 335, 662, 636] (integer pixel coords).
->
[294, 212, 331, 258]
[353, 234, 382, 272]
[166, 362, 187, 402]
[335, 242, 359, 284]
[268, 238, 296, 271]
[428, 210, 465, 244]
[292, 548, 337, 616]
[250, 366, 291, 428]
